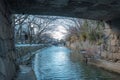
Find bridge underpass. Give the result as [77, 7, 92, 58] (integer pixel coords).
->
[0, 0, 120, 80]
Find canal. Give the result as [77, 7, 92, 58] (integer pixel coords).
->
[34, 46, 120, 80]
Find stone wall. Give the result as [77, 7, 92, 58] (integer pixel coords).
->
[0, 0, 16, 80]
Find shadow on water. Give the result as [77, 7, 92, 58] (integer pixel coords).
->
[33, 46, 120, 80]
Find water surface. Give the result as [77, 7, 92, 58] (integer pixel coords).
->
[34, 46, 120, 80]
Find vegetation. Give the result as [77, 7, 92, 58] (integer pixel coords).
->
[66, 19, 104, 45]
[14, 15, 58, 44]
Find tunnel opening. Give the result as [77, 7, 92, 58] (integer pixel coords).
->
[0, 0, 120, 79]
[12, 14, 120, 80]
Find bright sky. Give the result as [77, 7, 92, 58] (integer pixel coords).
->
[52, 25, 67, 40]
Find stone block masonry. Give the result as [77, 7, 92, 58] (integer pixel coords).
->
[0, 0, 16, 80]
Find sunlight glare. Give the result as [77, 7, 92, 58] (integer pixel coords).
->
[52, 25, 67, 40]
[52, 51, 67, 63]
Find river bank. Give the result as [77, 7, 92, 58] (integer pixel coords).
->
[70, 50, 120, 75]
[88, 59, 120, 74]
[14, 44, 51, 80]
[15, 65, 36, 80]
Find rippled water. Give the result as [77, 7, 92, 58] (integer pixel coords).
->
[34, 46, 120, 80]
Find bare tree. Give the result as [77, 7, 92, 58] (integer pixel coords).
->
[14, 15, 58, 44]
[14, 14, 29, 43]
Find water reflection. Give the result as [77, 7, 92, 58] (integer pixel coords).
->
[34, 46, 120, 80]
[52, 51, 67, 64]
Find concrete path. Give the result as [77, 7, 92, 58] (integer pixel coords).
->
[15, 65, 36, 80]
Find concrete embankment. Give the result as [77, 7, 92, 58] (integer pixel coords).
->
[14, 44, 51, 80]
[15, 65, 36, 80]
[88, 59, 120, 74]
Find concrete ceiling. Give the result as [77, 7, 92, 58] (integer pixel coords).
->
[7, 0, 120, 20]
